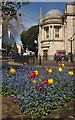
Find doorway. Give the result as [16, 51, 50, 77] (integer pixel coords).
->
[43, 50, 48, 60]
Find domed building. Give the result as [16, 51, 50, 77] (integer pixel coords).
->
[38, 2, 75, 60]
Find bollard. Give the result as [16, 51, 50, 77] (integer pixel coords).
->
[26, 55, 29, 64]
[39, 55, 41, 65]
[33, 56, 35, 64]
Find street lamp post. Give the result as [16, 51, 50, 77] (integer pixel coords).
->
[68, 37, 74, 63]
[34, 40, 38, 58]
[26, 46, 29, 64]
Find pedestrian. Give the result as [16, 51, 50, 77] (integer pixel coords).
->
[56, 52, 59, 63]
[58, 52, 62, 62]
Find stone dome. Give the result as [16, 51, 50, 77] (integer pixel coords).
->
[44, 9, 63, 18]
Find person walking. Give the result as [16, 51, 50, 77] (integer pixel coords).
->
[56, 52, 59, 63]
[58, 52, 62, 62]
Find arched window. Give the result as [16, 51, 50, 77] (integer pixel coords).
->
[54, 26, 59, 38]
[45, 27, 49, 38]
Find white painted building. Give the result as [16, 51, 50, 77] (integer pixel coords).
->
[38, 2, 75, 60]
[16, 43, 22, 55]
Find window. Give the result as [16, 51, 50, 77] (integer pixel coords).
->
[45, 27, 49, 38]
[55, 27, 59, 38]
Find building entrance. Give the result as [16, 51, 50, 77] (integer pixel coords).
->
[43, 50, 48, 60]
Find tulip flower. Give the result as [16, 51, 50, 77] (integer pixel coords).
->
[59, 67, 62, 72]
[10, 68, 16, 74]
[48, 79, 54, 85]
[68, 71, 74, 76]
[44, 78, 48, 84]
[39, 83, 44, 87]
[48, 69, 52, 74]
[30, 72, 36, 78]
[62, 63, 65, 67]
[34, 70, 38, 76]
[57, 62, 62, 66]
[33, 80, 37, 84]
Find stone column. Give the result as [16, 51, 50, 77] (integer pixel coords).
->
[59, 26, 61, 38]
[44, 28, 46, 39]
[52, 25, 54, 40]
[50, 26, 52, 40]
[64, 23, 68, 55]
[38, 25, 42, 57]
[42, 28, 44, 40]
[49, 26, 51, 39]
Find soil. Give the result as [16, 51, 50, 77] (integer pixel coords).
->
[1, 95, 75, 120]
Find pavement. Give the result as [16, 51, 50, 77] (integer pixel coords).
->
[1, 57, 75, 68]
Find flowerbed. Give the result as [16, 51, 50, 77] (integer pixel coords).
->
[2, 65, 75, 119]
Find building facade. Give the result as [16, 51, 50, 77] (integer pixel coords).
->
[2, 24, 23, 55]
[16, 44, 22, 55]
[38, 2, 75, 60]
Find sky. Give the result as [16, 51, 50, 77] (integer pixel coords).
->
[20, 2, 66, 29]
[31, 0, 74, 1]
[16, 2, 67, 45]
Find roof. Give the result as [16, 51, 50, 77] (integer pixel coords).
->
[45, 9, 63, 18]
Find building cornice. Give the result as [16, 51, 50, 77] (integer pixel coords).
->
[40, 21, 63, 26]
[41, 46, 50, 48]
[67, 2, 75, 5]
[41, 39, 64, 43]
[64, 13, 75, 16]
[43, 16, 63, 22]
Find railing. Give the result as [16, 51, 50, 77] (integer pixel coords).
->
[14, 54, 35, 64]
[11, 54, 75, 66]
[13, 54, 57, 65]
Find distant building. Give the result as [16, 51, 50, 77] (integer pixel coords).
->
[38, 2, 75, 60]
[2, 23, 23, 55]
[2, 27, 15, 47]
[16, 43, 23, 55]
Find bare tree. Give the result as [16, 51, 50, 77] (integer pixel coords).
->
[0, 1, 29, 38]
